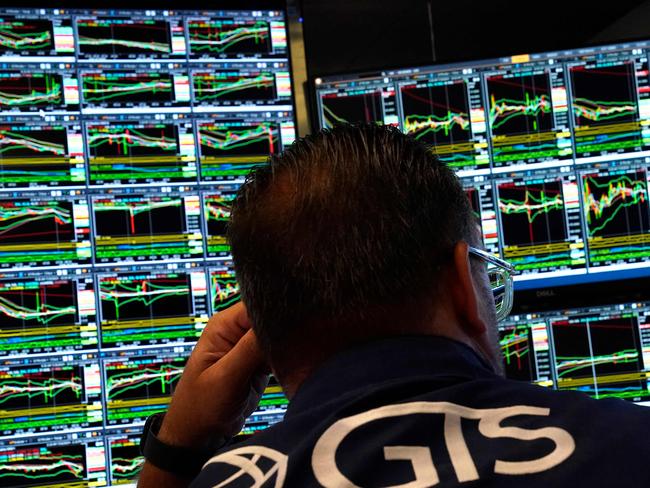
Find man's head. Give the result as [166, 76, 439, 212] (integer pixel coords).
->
[228, 124, 502, 390]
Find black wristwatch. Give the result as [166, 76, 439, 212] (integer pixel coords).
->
[139, 413, 227, 478]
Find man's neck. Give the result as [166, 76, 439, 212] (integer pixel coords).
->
[273, 327, 498, 399]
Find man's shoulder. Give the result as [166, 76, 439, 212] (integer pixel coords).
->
[493, 377, 650, 415]
[450, 376, 650, 432]
[190, 376, 650, 487]
[470, 376, 650, 408]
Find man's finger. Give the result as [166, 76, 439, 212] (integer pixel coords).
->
[205, 329, 267, 385]
[199, 302, 254, 353]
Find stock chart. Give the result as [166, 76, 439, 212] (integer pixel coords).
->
[399, 79, 490, 171]
[498, 324, 538, 382]
[315, 39, 650, 408]
[0, 118, 86, 187]
[495, 175, 585, 274]
[187, 18, 273, 57]
[196, 117, 284, 180]
[85, 116, 197, 185]
[320, 89, 389, 127]
[0, 6, 294, 487]
[500, 301, 650, 402]
[581, 168, 650, 267]
[314, 39, 650, 287]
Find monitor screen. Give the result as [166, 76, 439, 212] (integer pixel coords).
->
[499, 298, 650, 406]
[0, 6, 293, 487]
[313, 39, 650, 292]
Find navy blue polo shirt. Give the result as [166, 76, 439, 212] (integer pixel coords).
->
[191, 335, 650, 487]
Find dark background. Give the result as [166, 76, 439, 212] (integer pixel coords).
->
[298, 0, 650, 78]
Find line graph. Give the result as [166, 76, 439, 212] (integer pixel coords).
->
[199, 123, 276, 155]
[100, 274, 191, 322]
[0, 280, 76, 327]
[401, 82, 471, 142]
[570, 62, 642, 156]
[104, 354, 188, 423]
[204, 189, 238, 256]
[0, 128, 66, 156]
[0, 359, 102, 433]
[86, 123, 194, 183]
[81, 72, 173, 104]
[0, 367, 83, 408]
[0, 125, 81, 186]
[0, 200, 74, 244]
[88, 126, 177, 156]
[0, 445, 85, 485]
[192, 72, 275, 102]
[499, 324, 536, 382]
[400, 81, 477, 168]
[573, 382, 649, 400]
[92, 193, 202, 262]
[0, 73, 62, 107]
[571, 63, 638, 127]
[552, 314, 644, 399]
[486, 73, 562, 165]
[98, 271, 199, 346]
[199, 123, 277, 179]
[555, 349, 639, 378]
[93, 198, 185, 237]
[79, 36, 169, 54]
[487, 74, 553, 135]
[573, 98, 637, 123]
[204, 189, 232, 232]
[0, 18, 53, 51]
[582, 171, 649, 238]
[110, 437, 144, 481]
[498, 181, 567, 247]
[188, 19, 270, 55]
[112, 455, 143, 480]
[205, 198, 230, 223]
[106, 362, 184, 400]
[0, 277, 97, 354]
[77, 18, 172, 56]
[0, 197, 90, 267]
[489, 93, 552, 131]
[321, 91, 383, 128]
[210, 267, 239, 313]
[403, 113, 470, 140]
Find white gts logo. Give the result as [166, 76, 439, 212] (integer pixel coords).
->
[312, 402, 575, 487]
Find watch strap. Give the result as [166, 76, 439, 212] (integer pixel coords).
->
[140, 413, 223, 478]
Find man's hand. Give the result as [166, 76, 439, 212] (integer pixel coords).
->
[159, 301, 269, 448]
[138, 302, 269, 488]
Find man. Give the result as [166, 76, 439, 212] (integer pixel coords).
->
[138, 124, 650, 487]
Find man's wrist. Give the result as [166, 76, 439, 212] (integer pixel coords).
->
[140, 413, 227, 479]
[156, 412, 230, 451]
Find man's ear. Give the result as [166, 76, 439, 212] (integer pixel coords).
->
[447, 241, 487, 337]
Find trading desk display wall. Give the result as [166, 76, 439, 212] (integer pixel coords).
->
[0, 7, 293, 487]
[314, 41, 650, 407]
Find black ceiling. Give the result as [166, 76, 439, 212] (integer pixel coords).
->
[300, 0, 650, 78]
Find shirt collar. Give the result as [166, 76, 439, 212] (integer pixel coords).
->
[286, 335, 498, 418]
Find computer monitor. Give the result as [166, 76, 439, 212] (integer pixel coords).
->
[0, 5, 296, 487]
[312, 39, 650, 403]
[500, 296, 650, 406]
[313, 40, 650, 291]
